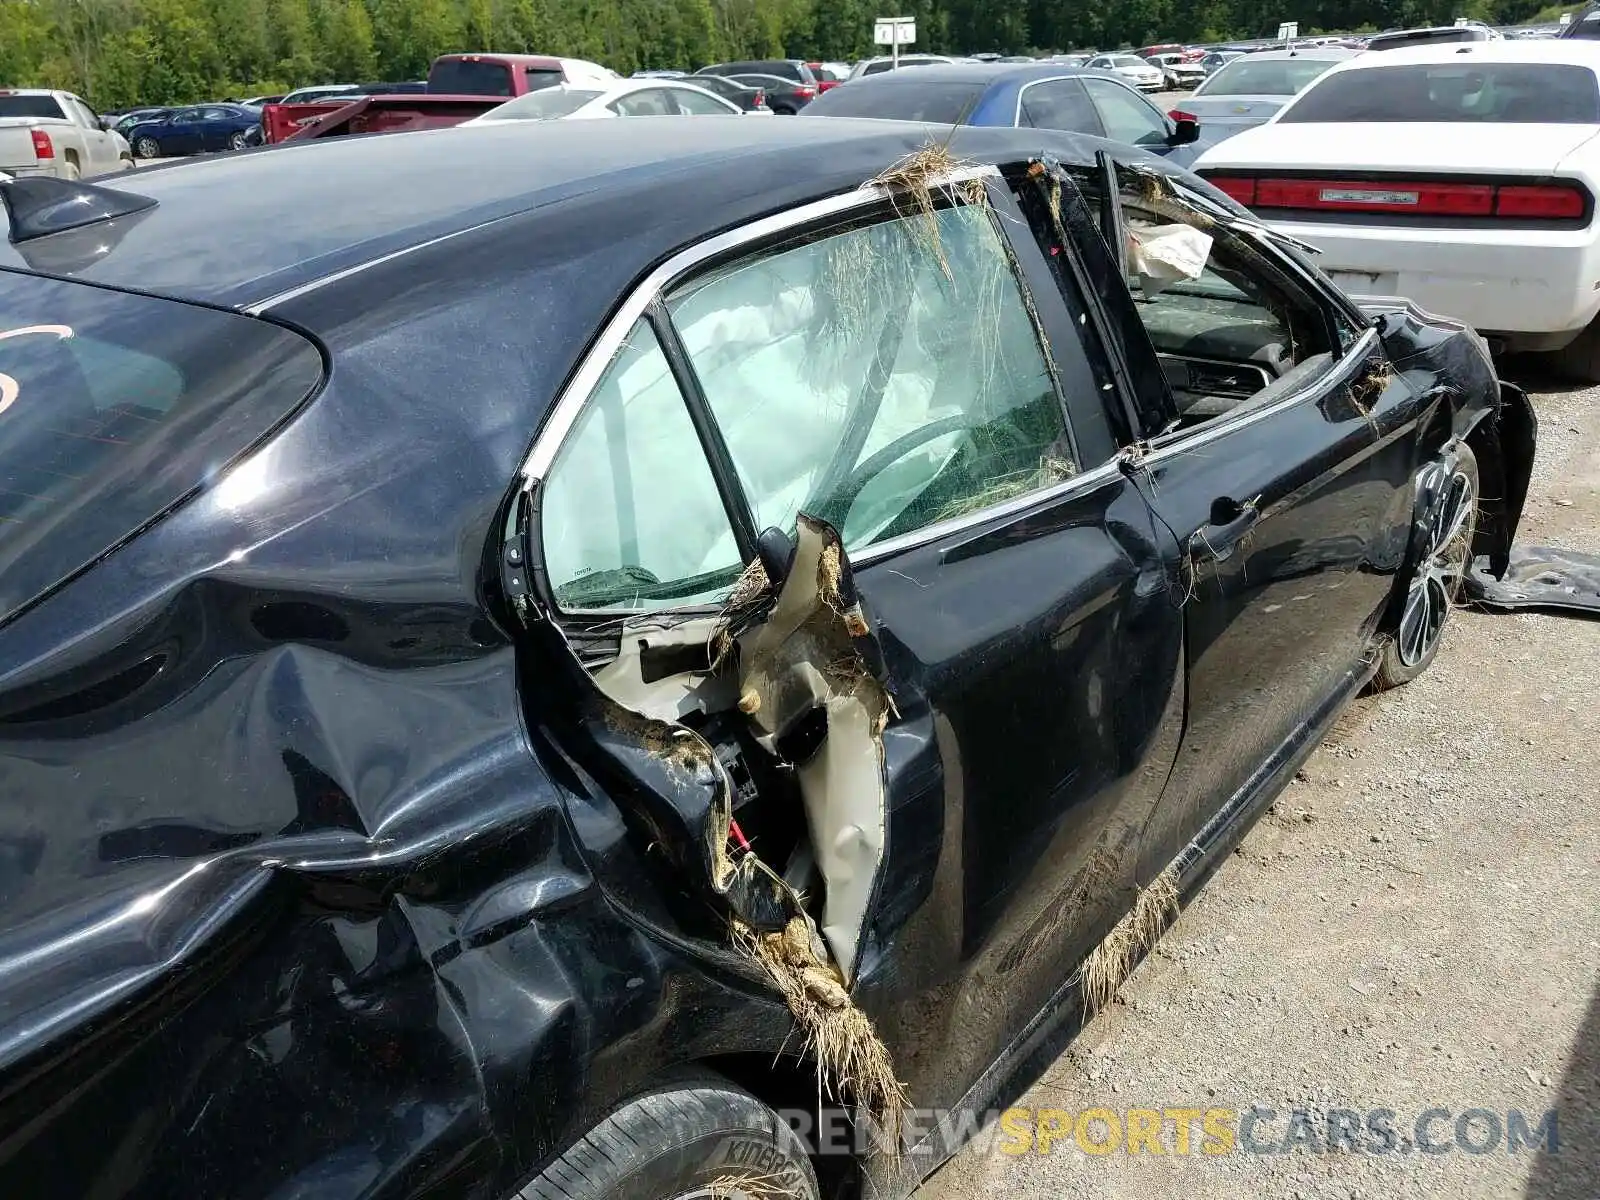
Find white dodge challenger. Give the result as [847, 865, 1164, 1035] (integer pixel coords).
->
[1194, 40, 1600, 379]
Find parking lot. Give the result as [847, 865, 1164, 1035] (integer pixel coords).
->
[920, 366, 1600, 1199]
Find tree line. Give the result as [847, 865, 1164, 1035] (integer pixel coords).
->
[0, 0, 1572, 110]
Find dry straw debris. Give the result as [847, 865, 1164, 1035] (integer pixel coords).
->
[1077, 868, 1180, 1016]
[737, 915, 908, 1151]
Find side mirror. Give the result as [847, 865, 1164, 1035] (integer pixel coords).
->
[1169, 117, 1200, 146]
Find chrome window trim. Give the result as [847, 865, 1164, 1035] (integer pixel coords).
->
[1141, 324, 1379, 466]
[519, 164, 1000, 483]
[850, 458, 1126, 567]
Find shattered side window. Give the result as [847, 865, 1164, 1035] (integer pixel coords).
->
[666, 202, 1074, 552]
[541, 320, 743, 612]
[1110, 171, 1339, 425]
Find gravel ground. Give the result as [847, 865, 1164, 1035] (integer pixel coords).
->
[919, 367, 1600, 1200]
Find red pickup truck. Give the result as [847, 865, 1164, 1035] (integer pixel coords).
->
[262, 52, 617, 144]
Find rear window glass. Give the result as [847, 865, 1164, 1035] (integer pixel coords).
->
[427, 59, 540, 97]
[1366, 29, 1479, 50]
[0, 272, 324, 624]
[1282, 63, 1600, 123]
[0, 96, 65, 120]
[1199, 56, 1341, 96]
[481, 89, 602, 120]
[804, 81, 986, 123]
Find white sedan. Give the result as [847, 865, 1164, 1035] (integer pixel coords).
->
[1085, 53, 1166, 92]
[1195, 40, 1600, 378]
[466, 79, 745, 124]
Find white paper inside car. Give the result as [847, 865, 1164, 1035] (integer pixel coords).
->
[1128, 219, 1213, 298]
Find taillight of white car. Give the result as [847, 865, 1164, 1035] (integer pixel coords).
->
[1205, 174, 1589, 220]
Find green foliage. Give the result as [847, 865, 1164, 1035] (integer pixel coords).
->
[1527, 1, 1582, 20]
[0, 0, 1572, 107]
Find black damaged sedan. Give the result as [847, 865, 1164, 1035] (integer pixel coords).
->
[0, 119, 1532, 1200]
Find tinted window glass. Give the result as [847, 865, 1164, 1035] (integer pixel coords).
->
[0, 96, 65, 120]
[542, 321, 741, 612]
[1082, 79, 1169, 146]
[667, 203, 1074, 552]
[1019, 78, 1101, 134]
[805, 81, 987, 123]
[0, 272, 323, 624]
[711, 61, 805, 82]
[480, 89, 601, 120]
[1567, 12, 1600, 38]
[427, 59, 524, 96]
[1281, 63, 1600, 123]
[1366, 28, 1479, 50]
[1197, 56, 1342, 96]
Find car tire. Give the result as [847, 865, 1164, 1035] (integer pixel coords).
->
[1372, 443, 1479, 691]
[229, 131, 249, 150]
[519, 1076, 819, 1200]
[1545, 317, 1600, 384]
[61, 158, 81, 181]
[772, 105, 796, 115]
[135, 137, 161, 159]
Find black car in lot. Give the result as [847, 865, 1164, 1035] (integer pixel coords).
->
[724, 71, 817, 113]
[686, 73, 771, 112]
[0, 118, 1532, 1200]
[697, 58, 821, 87]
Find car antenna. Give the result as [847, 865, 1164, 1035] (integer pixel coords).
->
[936, 86, 986, 154]
[0, 175, 157, 244]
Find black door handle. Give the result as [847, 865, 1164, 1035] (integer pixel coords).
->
[1190, 498, 1260, 562]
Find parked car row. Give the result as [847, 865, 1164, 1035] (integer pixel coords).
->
[121, 103, 263, 158]
[799, 63, 1206, 165]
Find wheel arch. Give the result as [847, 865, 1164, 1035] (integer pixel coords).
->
[1463, 381, 1536, 577]
[1376, 432, 1473, 639]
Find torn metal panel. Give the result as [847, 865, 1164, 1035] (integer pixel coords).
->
[579, 687, 800, 936]
[591, 614, 738, 723]
[736, 515, 893, 982]
[1465, 546, 1600, 616]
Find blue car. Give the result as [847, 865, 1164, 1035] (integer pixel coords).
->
[123, 103, 262, 159]
[801, 63, 1214, 168]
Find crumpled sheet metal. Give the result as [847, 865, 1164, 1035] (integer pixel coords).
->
[1465, 545, 1600, 616]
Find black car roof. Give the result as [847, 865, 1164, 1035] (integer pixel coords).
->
[0, 117, 1112, 309]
